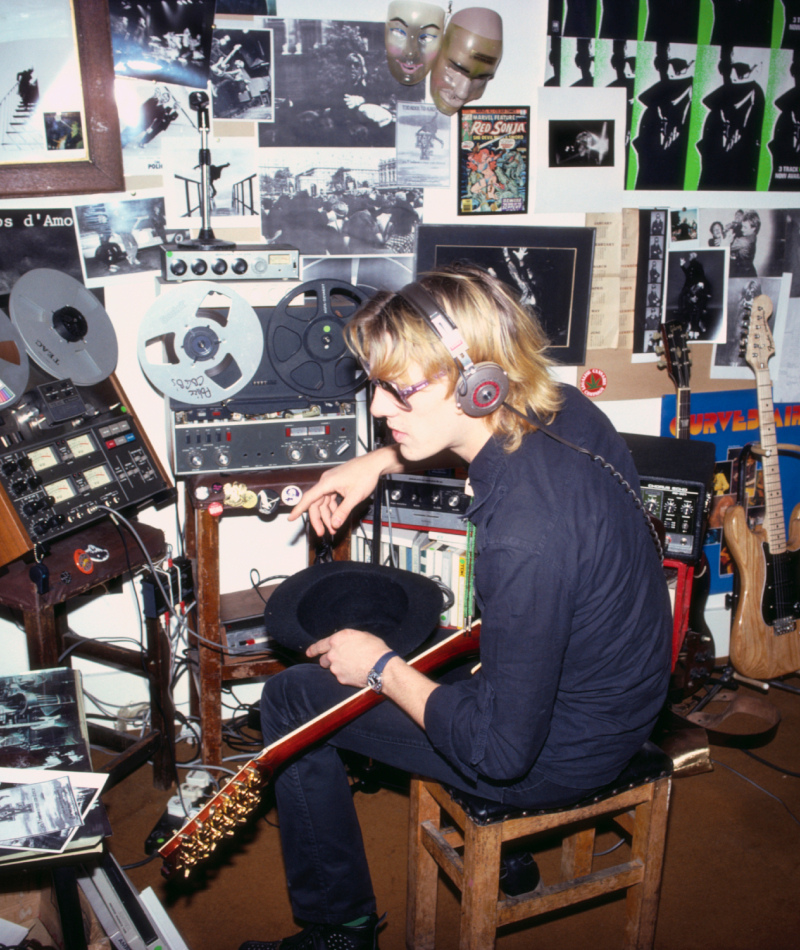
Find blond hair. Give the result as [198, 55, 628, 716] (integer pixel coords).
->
[345, 263, 562, 451]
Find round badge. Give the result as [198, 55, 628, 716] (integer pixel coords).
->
[580, 368, 607, 398]
[74, 549, 94, 574]
[280, 485, 303, 506]
[194, 485, 210, 501]
[208, 500, 225, 517]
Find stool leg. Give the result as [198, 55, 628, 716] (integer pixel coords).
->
[407, 779, 440, 950]
[624, 778, 672, 950]
[460, 820, 501, 950]
[561, 826, 595, 879]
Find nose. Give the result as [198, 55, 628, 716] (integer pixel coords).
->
[370, 385, 395, 418]
[450, 72, 471, 99]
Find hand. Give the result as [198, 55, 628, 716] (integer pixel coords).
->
[358, 103, 393, 127]
[288, 446, 402, 535]
[307, 629, 390, 688]
[344, 94, 365, 109]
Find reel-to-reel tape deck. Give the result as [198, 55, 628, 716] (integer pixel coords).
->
[137, 278, 370, 476]
[0, 269, 173, 569]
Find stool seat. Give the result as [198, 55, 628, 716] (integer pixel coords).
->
[407, 741, 673, 950]
[443, 740, 673, 825]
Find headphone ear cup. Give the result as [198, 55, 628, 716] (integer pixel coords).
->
[458, 363, 509, 417]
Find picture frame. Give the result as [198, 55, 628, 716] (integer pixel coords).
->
[0, 0, 123, 199]
[415, 224, 595, 365]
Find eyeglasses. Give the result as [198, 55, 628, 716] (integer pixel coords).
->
[371, 376, 432, 410]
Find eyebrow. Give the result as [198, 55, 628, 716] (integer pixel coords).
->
[389, 17, 441, 31]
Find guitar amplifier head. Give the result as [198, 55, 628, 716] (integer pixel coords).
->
[621, 433, 717, 563]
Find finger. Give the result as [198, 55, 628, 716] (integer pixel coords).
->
[306, 637, 330, 658]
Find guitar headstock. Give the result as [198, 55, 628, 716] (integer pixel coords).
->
[740, 294, 775, 372]
[159, 763, 265, 879]
[655, 321, 692, 390]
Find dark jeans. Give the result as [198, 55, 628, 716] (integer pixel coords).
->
[260, 664, 601, 924]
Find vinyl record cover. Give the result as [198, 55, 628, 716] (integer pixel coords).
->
[457, 106, 529, 215]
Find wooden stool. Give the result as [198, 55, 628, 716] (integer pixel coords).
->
[407, 741, 673, 950]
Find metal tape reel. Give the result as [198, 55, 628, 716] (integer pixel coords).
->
[0, 312, 30, 409]
[266, 279, 369, 399]
[10, 269, 118, 386]
[137, 281, 265, 405]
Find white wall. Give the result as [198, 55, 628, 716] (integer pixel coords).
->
[3, 0, 792, 712]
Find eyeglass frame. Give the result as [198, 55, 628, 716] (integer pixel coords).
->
[370, 375, 434, 410]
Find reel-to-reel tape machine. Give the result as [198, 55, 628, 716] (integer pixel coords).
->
[137, 278, 370, 476]
[0, 269, 173, 569]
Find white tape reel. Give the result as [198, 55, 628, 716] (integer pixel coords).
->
[10, 268, 118, 386]
[138, 281, 265, 405]
[0, 312, 30, 409]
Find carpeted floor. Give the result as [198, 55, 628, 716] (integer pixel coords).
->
[89, 675, 800, 950]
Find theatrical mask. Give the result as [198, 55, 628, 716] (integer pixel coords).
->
[385, 1, 445, 85]
[429, 7, 502, 116]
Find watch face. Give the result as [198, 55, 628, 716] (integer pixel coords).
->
[367, 670, 383, 693]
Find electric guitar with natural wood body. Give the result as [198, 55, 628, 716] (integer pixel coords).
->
[723, 295, 800, 680]
[158, 623, 481, 879]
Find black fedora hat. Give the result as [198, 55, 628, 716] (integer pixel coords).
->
[264, 561, 444, 655]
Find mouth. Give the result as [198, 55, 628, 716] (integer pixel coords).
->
[400, 61, 421, 75]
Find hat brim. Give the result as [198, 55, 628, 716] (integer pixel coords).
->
[264, 561, 444, 655]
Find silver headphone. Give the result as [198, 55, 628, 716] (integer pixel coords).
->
[397, 281, 509, 418]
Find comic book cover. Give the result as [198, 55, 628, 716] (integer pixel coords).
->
[457, 106, 529, 215]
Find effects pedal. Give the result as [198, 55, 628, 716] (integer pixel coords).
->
[161, 243, 300, 281]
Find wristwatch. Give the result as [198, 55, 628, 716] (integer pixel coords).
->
[366, 650, 399, 693]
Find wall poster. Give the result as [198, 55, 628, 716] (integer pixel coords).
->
[457, 106, 529, 215]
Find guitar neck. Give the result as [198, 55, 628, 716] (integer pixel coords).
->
[676, 386, 691, 440]
[753, 365, 787, 553]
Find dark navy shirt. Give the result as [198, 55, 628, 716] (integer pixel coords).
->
[424, 385, 672, 792]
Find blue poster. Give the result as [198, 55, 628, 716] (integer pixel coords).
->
[660, 389, 800, 594]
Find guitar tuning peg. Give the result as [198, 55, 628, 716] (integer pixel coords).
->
[656, 357, 666, 369]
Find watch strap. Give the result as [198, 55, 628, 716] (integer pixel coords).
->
[367, 650, 399, 692]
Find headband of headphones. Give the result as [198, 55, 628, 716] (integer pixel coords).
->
[396, 281, 509, 417]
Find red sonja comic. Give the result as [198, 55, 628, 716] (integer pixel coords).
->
[457, 106, 529, 215]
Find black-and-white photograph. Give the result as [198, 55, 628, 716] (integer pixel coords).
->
[415, 224, 595, 365]
[0, 670, 88, 771]
[210, 26, 274, 122]
[108, 0, 215, 88]
[256, 19, 424, 149]
[0, 209, 83, 302]
[0, 0, 88, 164]
[216, 0, 276, 13]
[0, 776, 81, 851]
[395, 102, 450, 189]
[75, 196, 186, 283]
[712, 275, 784, 376]
[260, 149, 424, 256]
[116, 78, 200, 177]
[671, 208, 698, 242]
[301, 255, 416, 296]
[664, 247, 727, 342]
[549, 119, 613, 166]
[698, 207, 788, 281]
[164, 140, 261, 229]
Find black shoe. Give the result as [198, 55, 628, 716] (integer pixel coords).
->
[239, 913, 384, 950]
[500, 850, 540, 897]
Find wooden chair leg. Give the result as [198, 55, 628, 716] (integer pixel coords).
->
[624, 778, 672, 950]
[561, 826, 595, 879]
[460, 820, 502, 950]
[407, 779, 440, 950]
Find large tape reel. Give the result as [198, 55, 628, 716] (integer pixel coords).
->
[10, 269, 117, 386]
[267, 279, 368, 399]
[138, 281, 265, 405]
[0, 313, 30, 409]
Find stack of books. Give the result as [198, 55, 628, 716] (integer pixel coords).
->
[353, 522, 470, 629]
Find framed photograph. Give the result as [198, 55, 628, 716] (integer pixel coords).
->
[415, 224, 595, 365]
[0, 0, 123, 199]
[457, 106, 529, 215]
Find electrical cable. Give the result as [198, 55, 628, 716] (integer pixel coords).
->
[741, 748, 800, 778]
[711, 758, 800, 828]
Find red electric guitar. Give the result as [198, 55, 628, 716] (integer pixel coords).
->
[723, 295, 800, 680]
[158, 623, 481, 879]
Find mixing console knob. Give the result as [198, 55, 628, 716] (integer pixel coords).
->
[189, 452, 204, 468]
[212, 259, 228, 275]
[287, 446, 304, 462]
[232, 258, 248, 275]
[2, 460, 17, 476]
[191, 259, 208, 276]
[389, 489, 403, 502]
[216, 451, 231, 467]
[314, 446, 330, 460]
[170, 259, 188, 276]
[447, 493, 462, 508]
